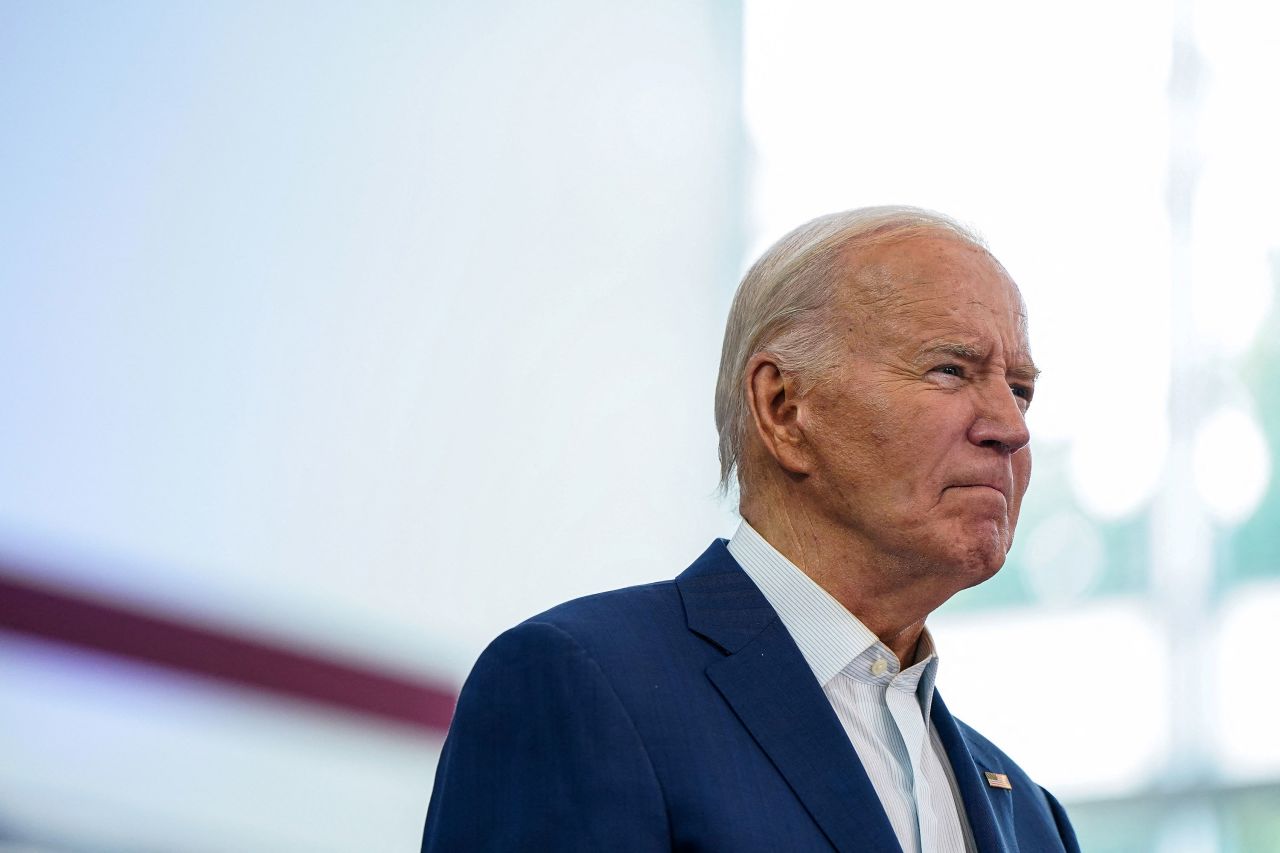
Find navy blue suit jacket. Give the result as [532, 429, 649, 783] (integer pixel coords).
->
[423, 541, 1080, 852]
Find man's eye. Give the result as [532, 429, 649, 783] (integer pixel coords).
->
[1011, 384, 1034, 405]
[935, 364, 964, 378]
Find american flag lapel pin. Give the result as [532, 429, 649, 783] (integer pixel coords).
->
[984, 771, 1012, 790]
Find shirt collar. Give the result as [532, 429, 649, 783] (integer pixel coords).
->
[727, 520, 941, 701]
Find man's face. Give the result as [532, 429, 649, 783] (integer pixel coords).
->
[801, 236, 1036, 588]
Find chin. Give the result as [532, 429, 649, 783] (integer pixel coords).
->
[955, 551, 1006, 590]
[946, 529, 1010, 589]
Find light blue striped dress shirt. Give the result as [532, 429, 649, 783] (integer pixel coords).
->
[728, 521, 975, 853]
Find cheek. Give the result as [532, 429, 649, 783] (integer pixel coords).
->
[1010, 448, 1033, 518]
[1016, 446, 1033, 486]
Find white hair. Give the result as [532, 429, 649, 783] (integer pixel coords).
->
[713, 205, 988, 496]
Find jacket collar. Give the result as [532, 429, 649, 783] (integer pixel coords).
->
[676, 540, 901, 852]
[677, 539, 1014, 853]
[932, 693, 1015, 853]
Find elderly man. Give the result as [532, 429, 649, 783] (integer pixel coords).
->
[423, 207, 1080, 852]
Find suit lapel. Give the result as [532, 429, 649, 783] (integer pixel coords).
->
[678, 542, 901, 853]
[931, 692, 1013, 853]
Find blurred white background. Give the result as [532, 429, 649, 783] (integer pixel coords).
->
[1, 1, 1277, 850]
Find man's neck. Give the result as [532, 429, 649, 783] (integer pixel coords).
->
[740, 500, 945, 667]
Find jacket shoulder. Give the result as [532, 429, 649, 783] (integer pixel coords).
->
[527, 579, 683, 632]
[425, 585, 673, 851]
[509, 538, 748, 663]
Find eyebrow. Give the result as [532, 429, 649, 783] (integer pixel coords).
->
[919, 341, 1041, 381]
[921, 342, 983, 361]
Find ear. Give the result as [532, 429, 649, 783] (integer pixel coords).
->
[744, 353, 815, 477]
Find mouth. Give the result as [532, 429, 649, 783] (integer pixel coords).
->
[947, 483, 1009, 501]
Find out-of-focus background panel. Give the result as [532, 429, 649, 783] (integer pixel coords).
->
[0, 2, 742, 850]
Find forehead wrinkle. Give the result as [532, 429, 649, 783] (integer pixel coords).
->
[861, 283, 1018, 332]
[854, 288, 958, 336]
[835, 243, 1032, 353]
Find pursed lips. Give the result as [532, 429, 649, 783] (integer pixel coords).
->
[945, 481, 1011, 501]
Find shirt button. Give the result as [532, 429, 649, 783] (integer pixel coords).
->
[870, 658, 889, 676]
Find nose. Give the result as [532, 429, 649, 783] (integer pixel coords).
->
[968, 381, 1031, 454]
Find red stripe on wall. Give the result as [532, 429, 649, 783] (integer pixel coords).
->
[0, 568, 455, 734]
